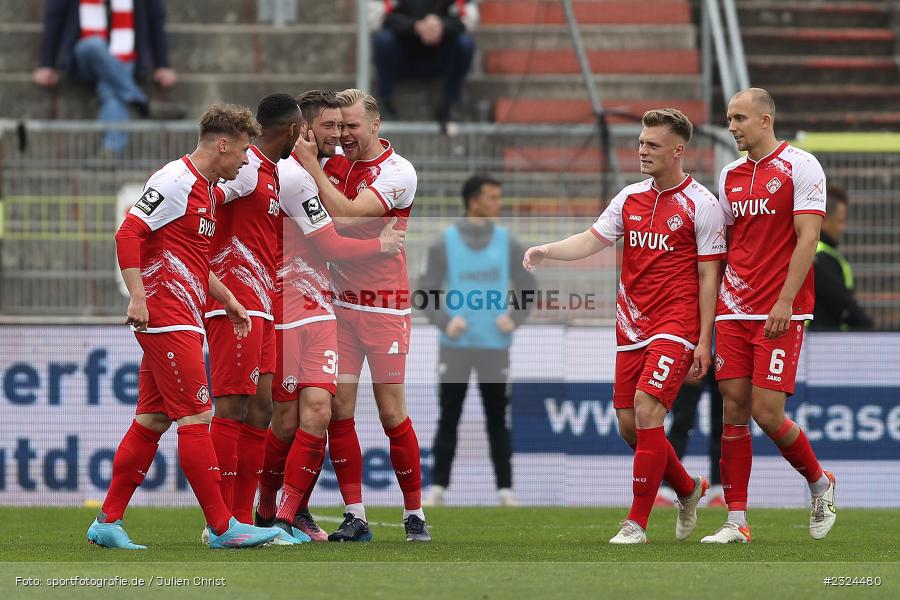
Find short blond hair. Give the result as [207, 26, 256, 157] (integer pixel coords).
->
[642, 108, 693, 142]
[336, 88, 381, 120]
[199, 103, 261, 139]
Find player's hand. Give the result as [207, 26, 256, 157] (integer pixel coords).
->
[496, 313, 516, 334]
[153, 67, 177, 88]
[125, 297, 149, 331]
[523, 245, 549, 271]
[224, 298, 252, 339]
[33, 67, 59, 87]
[765, 298, 792, 339]
[379, 217, 405, 255]
[692, 340, 711, 378]
[445, 316, 467, 339]
[293, 128, 318, 167]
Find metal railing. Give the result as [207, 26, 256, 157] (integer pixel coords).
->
[701, 0, 751, 110]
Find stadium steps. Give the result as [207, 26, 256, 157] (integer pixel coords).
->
[735, 0, 899, 133]
[492, 98, 707, 124]
[479, 0, 692, 25]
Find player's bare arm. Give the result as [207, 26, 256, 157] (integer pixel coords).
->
[121, 267, 149, 331]
[766, 213, 823, 339]
[523, 229, 611, 271]
[295, 130, 386, 220]
[208, 272, 252, 339]
[693, 259, 722, 377]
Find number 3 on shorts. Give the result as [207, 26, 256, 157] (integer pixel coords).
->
[769, 349, 785, 374]
[322, 350, 337, 375]
[652, 355, 675, 381]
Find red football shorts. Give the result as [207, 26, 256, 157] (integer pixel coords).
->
[614, 338, 694, 410]
[714, 319, 805, 394]
[205, 315, 275, 396]
[336, 305, 409, 384]
[273, 316, 339, 400]
[135, 330, 212, 420]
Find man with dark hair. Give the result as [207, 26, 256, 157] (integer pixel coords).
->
[524, 108, 726, 543]
[34, 0, 180, 155]
[370, 0, 478, 124]
[419, 174, 536, 507]
[811, 186, 873, 330]
[203, 93, 304, 543]
[93, 103, 281, 549]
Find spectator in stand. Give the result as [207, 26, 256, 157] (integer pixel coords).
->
[810, 186, 874, 331]
[33, 0, 181, 156]
[370, 0, 478, 126]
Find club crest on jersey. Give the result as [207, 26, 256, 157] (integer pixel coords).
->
[196, 385, 210, 404]
[268, 198, 280, 217]
[715, 355, 725, 372]
[667, 214, 684, 232]
[356, 180, 369, 194]
[282, 376, 298, 393]
[134, 187, 164, 215]
[198, 217, 216, 237]
[250, 367, 260, 385]
[766, 177, 782, 194]
[302, 196, 327, 224]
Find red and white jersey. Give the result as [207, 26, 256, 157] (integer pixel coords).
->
[591, 176, 727, 351]
[323, 138, 416, 314]
[275, 153, 338, 328]
[205, 145, 281, 321]
[716, 141, 826, 321]
[128, 156, 222, 334]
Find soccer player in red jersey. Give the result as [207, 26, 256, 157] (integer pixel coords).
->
[293, 88, 430, 542]
[204, 94, 301, 528]
[90, 104, 281, 549]
[255, 90, 405, 542]
[524, 109, 727, 544]
[700, 88, 835, 544]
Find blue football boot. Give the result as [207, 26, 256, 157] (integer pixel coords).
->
[87, 517, 147, 550]
[207, 517, 281, 549]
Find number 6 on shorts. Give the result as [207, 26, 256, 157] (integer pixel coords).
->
[769, 349, 785, 374]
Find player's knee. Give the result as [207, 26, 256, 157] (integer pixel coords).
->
[618, 426, 637, 448]
[214, 395, 248, 421]
[377, 405, 408, 430]
[722, 397, 751, 424]
[135, 412, 171, 434]
[752, 405, 783, 435]
[633, 392, 666, 428]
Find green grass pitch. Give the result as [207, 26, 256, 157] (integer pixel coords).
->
[1, 506, 898, 599]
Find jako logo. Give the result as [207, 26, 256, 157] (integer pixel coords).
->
[731, 198, 775, 217]
[628, 214, 642, 221]
[629, 230, 673, 251]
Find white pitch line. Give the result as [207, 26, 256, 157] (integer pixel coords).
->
[311, 514, 416, 529]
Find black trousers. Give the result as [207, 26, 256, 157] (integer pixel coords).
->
[431, 345, 512, 490]
[665, 368, 724, 486]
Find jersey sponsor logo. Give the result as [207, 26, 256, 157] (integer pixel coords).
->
[715, 354, 725, 372]
[731, 198, 775, 217]
[282, 375, 298, 393]
[628, 230, 673, 251]
[628, 214, 642, 222]
[250, 367, 260, 386]
[766, 177, 782, 194]
[302, 196, 328, 224]
[198, 217, 216, 237]
[268, 197, 280, 217]
[134, 188, 164, 215]
[667, 214, 683, 232]
[196, 385, 210, 404]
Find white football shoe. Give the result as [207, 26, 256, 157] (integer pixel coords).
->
[809, 471, 837, 540]
[700, 521, 751, 544]
[422, 485, 446, 507]
[497, 488, 520, 507]
[200, 526, 209, 545]
[609, 520, 647, 544]
[675, 476, 709, 541]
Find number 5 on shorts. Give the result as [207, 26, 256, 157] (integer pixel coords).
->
[653, 355, 674, 381]
[769, 349, 785, 374]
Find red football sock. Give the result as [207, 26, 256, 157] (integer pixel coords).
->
[209, 416, 241, 512]
[626, 426, 667, 530]
[328, 417, 363, 505]
[101, 420, 162, 522]
[384, 417, 422, 511]
[771, 418, 823, 483]
[299, 460, 323, 512]
[721, 424, 752, 512]
[232, 423, 267, 524]
[664, 439, 696, 498]
[177, 423, 231, 535]
[276, 429, 326, 523]
[257, 430, 291, 521]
